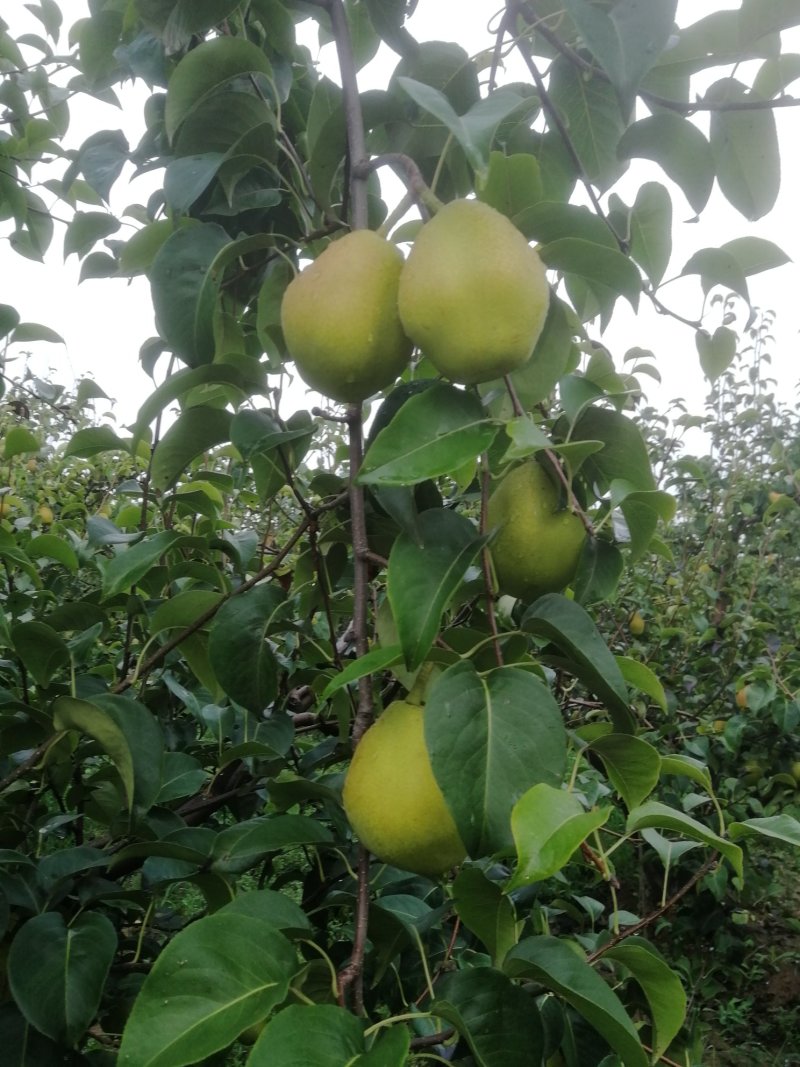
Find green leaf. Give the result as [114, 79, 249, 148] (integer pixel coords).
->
[150, 589, 223, 635]
[573, 406, 656, 493]
[211, 815, 332, 875]
[659, 754, 713, 792]
[707, 78, 780, 220]
[602, 938, 686, 1061]
[617, 113, 714, 215]
[505, 936, 648, 1067]
[696, 326, 738, 382]
[588, 734, 661, 810]
[218, 888, 313, 935]
[151, 406, 233, 490]
[628, 181, 673, 286]
[728, 814, 800, 848]
[63, 425, 131, 458]
[118, 913, 297, 1067]
[250, 1004, 409, 1066]
[548, 56, 626, 190]
[477, 152, 544, 236]
[131, 364, 250, 450]
[507, 784, 611, 890]
[208, 584, 286, 713]
[397, 78, 528, 177]
[358, 384, 497, 486]
[452, 867, 519, 966]
[149, 224, 230, 367]
[522, 594, 635, 733]
[753, 53, 800, 98]
[431, 968, 544, 1067]
[101, 531, 179, 599]
[53, 695, 164, 812]
[3, 427, 40, 459]
[0, 304, 20, 341]
[719, 236, 791, 277]
[615, 656, 667, 712]
[425, 662, 567, 857]
[8, 912, 116, 1046]
[682, 249, 749, 300]
[626, 801, 743, 877]
[27, 535, 79, 572]
[572, 538, 624, 604]
[321, 645, 404, 700]
[539, 238, 640, 309]
[63, 210, 119, 258]
[388, 508, 485, 670]
[561, 0, 677, 110]
[164, 36, 273, 141]
[499, 296, 578, 409]
[10, 622, 69, 688]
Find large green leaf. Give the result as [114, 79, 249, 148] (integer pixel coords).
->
[588, 734, 661, 809]
[728, 814, 800, 848]
[539, 237, 641, 308]
[603, 938, 687, 1061]
[573, 406, 656, 493]
[210, 815, 332, 875]
[626, 801, 743, 877]
[696, 326, 737, 382]
[628, 181, 673, 286]
[149, 224, 230, 367]
[431, 968, 543, 1067]
[452, 867, 519, 966]
[617, 113, 714, 215]
[387, 508, 485, 670]
[54, 695, 164, 812]
[425, 661, 567, 857]
[118, 913, 297, 1067]
[507, 783, 611, 889]
[208, 584, 286, 712]
[151, 406, 233, 490]
[561, 0, 677, 111]
[101, 530, 179, 599]
[10, 622, 69, 688]
[521, 594, 634, 733]
[164, 36, 273, 141]
[548, 55, 626, 190]
[249, 1004, 409, 1066]
[708, 77, 780, 220]
[132, 364, 250, 449]
[8, 912, 116, 1046]
[358, 384, 497, 486]
[505, 936, 648, 1067]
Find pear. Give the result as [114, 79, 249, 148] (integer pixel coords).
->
[398, 199, 549, 384]
[488, 461, 586, 601]
[281, 230, 412, 404]
[342, 699, 466, 877]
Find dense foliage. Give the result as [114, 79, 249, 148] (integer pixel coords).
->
[1, 2, 800, 1065]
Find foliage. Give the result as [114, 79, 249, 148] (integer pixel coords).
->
[1, 2, 800, 1065]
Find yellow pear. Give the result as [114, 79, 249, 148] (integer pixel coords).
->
[281, 230, 412, 404]
[36, 504, 54, 525]
[628, 611, 646, 636]
[342, 699, 466, 877]
[488, 461, 586, 601]
[398, 199, 549, 384]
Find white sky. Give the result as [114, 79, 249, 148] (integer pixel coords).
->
[2, 1, 799, 435]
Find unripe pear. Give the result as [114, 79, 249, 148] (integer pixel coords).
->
[398, 199, 549, 384]
[488, 461, 586, 601]
[342, 699, 466, 877]
[281, 230, 412, 404]
[628, 611, 646, 636]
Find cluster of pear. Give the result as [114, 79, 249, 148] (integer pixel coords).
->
[280, 199, 550, 403]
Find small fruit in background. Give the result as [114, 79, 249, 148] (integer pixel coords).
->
[735, 686, 748, 710]
[790, 761, 800, 783]
[342, 699, 466, 877]
[712, 719, 727, 734]
[281, 229, 412, 404]
[628, 610, 646, 636]
[0, 495, 21, 518]
[487, 461, 586, 602]
[36, 504, 53, 525]
[768, 490, 784, 504]
[398, 198, 550, 384]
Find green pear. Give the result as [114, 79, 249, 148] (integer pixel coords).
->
[488, 460, 586, 601]
[343, 699, 466, 877]
[398, 199, 549, 384]
[281, 230, 412, 404]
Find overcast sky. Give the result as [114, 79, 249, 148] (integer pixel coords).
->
[3, 1, 798, 436]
